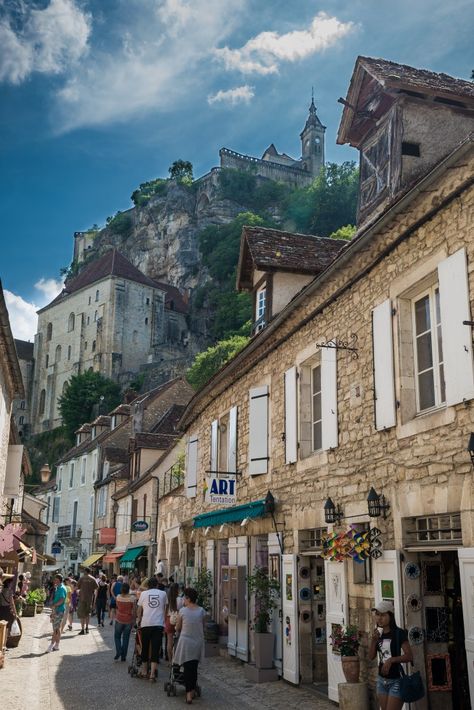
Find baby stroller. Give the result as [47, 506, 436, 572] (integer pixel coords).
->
[163, 636, 202, 698]
[128, 627, 145, 678]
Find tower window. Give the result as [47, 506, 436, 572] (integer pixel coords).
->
[68, 345, 72, 360]
[45, 354, 49, 368]
[46, 323, 53, 341]
[95, 290, 99, 302]
[68, 313, 75, 332]
[402, 141, 421, 157]
[145, 318, 149, 325]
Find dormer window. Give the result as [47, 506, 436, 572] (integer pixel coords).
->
[360, 123, 390, 210]
[256, 287, 266, 321]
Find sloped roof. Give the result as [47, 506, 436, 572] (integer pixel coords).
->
[237, 226, 348, 290]
[338, 56, 474, 146]
[154, 281, 188, 314]
[39, 250, 164, 312]
[14, 339, 34, 361]
[103, 447, 128, 464]
[131, 432, 178, 450]
[110, 403, 131, 417]
[151, 403, 187, 435]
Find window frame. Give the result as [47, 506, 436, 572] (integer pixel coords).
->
[69, 462, 75, 488]
[311, 363, 322, 453]
[411, 283, 445, 414]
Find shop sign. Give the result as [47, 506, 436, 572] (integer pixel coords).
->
[205, 475, 237, 506]
[69, 552, 78, 561]
[99, 527, 116, 545]
[51, 542, 62, 555]
[131, 520, 149, 532]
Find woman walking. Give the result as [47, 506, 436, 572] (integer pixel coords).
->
[109, 574, 122, 625]
[96, 573, 108, 627]
[174, 587, 206, 704]
[0, 577, 18, 636]
[369, 601, 413, 710]
[66, 580, 78, 630]
[165, 582, 183, 664]
[114, 582, 136, 661]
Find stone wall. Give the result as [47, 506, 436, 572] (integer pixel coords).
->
[219, 148, 312, 188]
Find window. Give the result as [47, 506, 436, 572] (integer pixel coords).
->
[88, 296, 91, 305]
[360, 122, 390, 210]
[45, 354, 49, 368]
[57, 467, 62, 492]
[19, 416, 24, 425]
[46, 322, 53, 341]
[46, 496, 51, 524]
[143, 493, 147, 521]
[210, 407, 238, 475]
[87, 316, 90, 325]
[55, 345, 61, 363]
[39, 389, 46, 415]
[402, 141, 420, 157]
[81, 457, 86, 485]
[52, 496, 60, 523]
[95, 289, 99, 302]
[311, 364, 322, 451]
[68, 313, 75, 332]
[84, 341, 88, 350]
[146, 297, 150, 305]
[98, 487, 107, 518]
[89, 495, 94, 523]
[94, 310, 98, 321]
[92, 451, 98, 481]
[69, 462, 75, 488]
[412, 285, 445, 412]
[20, 400, 25, 410]
[256, 287, 266, 321]
[68, 345, 72, 360]
[145, 317, 148, 325]
[92, 340, 96, 352]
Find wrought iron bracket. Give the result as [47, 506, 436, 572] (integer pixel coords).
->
[205, 470, 242, 478]
[315, 333, 359, 360]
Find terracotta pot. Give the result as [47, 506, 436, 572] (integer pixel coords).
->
[341, 655, 360, 683]
[254, 632, 275, 669]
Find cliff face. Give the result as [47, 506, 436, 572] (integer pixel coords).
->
[90, 171, 244, 292]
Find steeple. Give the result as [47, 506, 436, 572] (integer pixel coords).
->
[300, 93, 326, 178]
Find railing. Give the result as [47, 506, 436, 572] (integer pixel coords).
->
[157, 460, 184, 499]
[57, 524, 81, 539]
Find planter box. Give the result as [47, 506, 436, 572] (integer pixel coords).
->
[22, 603, 36, 617]
[254, 632, 275, 670]
[36, 604, 44, 614]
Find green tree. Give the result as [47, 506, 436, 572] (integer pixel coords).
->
[58, 371, 121, 442]
[169, 160, 193, 183]
[329, 224, 356, 240]
[186, 334, 250, 390]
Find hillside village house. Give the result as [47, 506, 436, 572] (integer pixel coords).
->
[31, 249, 189, 433]
[154, 58, 474, 709]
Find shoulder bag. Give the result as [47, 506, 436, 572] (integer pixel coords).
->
[396, 628, 425, 703]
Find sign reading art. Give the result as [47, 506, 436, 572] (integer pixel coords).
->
[321, 526, 382, 563]
[205, 476, 237, 506]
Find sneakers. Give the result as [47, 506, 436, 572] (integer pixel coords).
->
[114, 654, 120, 661]
[53, 644, 59, 651]
[47, 643, 54, 653]
[68, 625, 72, 631]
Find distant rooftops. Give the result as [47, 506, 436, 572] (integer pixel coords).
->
[14, 339, 34, 361]
[237, 226, 348, 290]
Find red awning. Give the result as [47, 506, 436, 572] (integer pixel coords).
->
[102, 552, 123, 563]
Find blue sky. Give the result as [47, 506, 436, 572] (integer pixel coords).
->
[1, 0, 473, 340]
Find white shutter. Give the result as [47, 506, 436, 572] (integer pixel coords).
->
[248, 385, 269, 475]
[3, 445, 23, 498]
[210, 420, 218, 471]
[321, 345, 338, 450]
[372, 299, 396, 430]
[186, 437, 198, 498]
[438, 247, 474, 406]
[284, 367, 298, 464]
[228, 406, 238, 473]
[282, 554, 299, 684]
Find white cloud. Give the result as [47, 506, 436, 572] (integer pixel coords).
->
[208, 85, 255, 106]
[4, 278, 63, 342]
[215, 12, 355, 75]
[0, 0, 91, 84]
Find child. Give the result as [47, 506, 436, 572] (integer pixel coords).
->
[67, 580, 78, 630]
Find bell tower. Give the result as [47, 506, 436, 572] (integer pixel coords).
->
[300, 93, 326, 178]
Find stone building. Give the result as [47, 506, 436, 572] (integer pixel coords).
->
[219, 97, 326, 188]
[154, 58, 474, 708]
[12, 339, 34, 440]
[31, 249, 189, 432]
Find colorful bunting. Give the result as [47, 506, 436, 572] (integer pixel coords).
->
[321, 525, 382, 562]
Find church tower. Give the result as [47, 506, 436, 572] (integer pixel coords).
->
[300, 96, 326, 178]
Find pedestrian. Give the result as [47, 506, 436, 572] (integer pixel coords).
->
[60, 577, 73, 634]
[0, 576, 18, 636]
[109, 574, 123, 625]
[165, 582, 183, 664]
[369, 601, 414, 710]
[77, 567, 99, 635]
[66, 580, 78, 630]
[48, 574, 67, 652]
[96, 573, 108, 627]
[174, 587, 206, 705]
[156, 559, 165, 576]
[136, 576, 167, 681]
[114, 582, 136, 662]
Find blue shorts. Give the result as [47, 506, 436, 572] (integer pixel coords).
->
[377, 676, 402, 698]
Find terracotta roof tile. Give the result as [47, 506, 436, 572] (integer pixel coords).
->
[131, 432, 178, 450]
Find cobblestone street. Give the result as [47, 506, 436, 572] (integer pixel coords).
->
[2, 611, 335, 710]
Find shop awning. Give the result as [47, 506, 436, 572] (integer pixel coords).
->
[119, 546, 147, 570]
[193, 499, 267, 529]
[81, 553, 104, 567]
[102, 552, 124, 564]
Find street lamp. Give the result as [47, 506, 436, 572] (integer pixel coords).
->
[324, 497, 343, 524]
[367, 487, 390, 519]
[40, 463, 52, 484]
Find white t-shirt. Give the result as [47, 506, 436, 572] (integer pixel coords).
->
[137, 588, 167, 628]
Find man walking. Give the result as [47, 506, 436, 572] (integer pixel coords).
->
[137, 577, 167, 681]
[48, 574, 67, 652]
[77, 567, 98, 635]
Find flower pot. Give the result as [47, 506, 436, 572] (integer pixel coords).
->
[254, 632, 275, 670]
[36, 603, 44, 614]
[341, 655, 360, 683]
[22, 603, 36, 618]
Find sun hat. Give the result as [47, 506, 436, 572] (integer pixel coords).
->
[372, 600, 395, 614]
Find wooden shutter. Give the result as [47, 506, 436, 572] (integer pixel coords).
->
[438, 247, 474, 406]
[248, 386, 269, 475]
[186, 437, 198, 498]
[284, 367, 298, 464]
[372, 299, 396, 430]
[321, 345, 338, 450]
[210, 420, 218, 471]
[228, 406, 238, 473]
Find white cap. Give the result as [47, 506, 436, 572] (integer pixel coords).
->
[372, 600, 394, 614]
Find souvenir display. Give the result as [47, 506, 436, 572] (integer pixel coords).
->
[408, 626, 424, 645]
[425, 607, 449, 642]
[321, 525, 382, 562]
[422, 561, 445, 595]
[406, 593, 422, 613]
[299, 587, 311, 602]
[427, 654, 452, 691]
[404, 562, 421, 580]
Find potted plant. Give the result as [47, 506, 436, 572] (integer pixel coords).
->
[330, 624, 361, 683]
[34, 588, 47, 613]
[23, 589, 44, 617]
[193, 568, 219, 655]
[247, 566, 280, 670]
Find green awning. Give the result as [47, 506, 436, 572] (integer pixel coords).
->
[193, 499, 266, 529]
[119, 545, 147, 569]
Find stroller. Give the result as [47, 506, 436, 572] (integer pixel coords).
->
[128, 627, 145, 678]
[163, 635, 202, 698]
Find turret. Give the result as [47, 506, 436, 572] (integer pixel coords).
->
[300, 95, 326, 178]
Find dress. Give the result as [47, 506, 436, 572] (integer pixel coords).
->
[173, 606, 206, 665]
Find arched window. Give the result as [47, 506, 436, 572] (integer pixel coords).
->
[62, 381, 68, 394]
[92, 340, 96, 352]
[55, 345, 61, 362]
[94, 310, 98, 321]
[68, 313, 75, 332]
[95, 289, 99, 302]
[19, 416, 24, 425]
[39, 389, 46, 415]
[68, 345, 72, 360]
[46, 323, 53, 341]
[20, 400, 25, 410]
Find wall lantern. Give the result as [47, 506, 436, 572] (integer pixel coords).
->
[324, 497, 343, 524]
[367, 487, 390, 519]
[467, 433, 474, 468]
[264, 490, 275, 514]
[40, 463, 52, 484]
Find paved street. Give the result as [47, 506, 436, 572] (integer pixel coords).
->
[2, 610, 335, 710]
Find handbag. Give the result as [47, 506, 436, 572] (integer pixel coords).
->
[10, 619, 21, 637]
[399, 667, 425, 703]
[169, 610, 179, 626]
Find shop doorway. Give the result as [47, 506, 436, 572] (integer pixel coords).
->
[298, 555, 328, 691]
